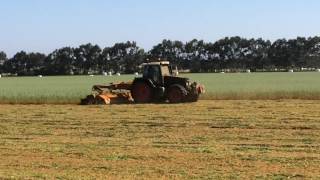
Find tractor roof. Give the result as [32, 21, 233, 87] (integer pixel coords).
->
[141, 61, 170, 66]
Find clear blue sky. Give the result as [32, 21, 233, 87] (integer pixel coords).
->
[1, 0, 320, 57]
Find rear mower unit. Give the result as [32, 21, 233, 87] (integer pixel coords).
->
[81, 61, 204, 105]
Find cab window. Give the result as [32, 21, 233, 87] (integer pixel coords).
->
[143, 65, 161, 84]
[161, 65, 171, 76]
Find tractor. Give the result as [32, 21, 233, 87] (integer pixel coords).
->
[81, 61, 204, 105]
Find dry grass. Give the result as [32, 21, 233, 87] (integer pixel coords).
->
[0, 100, 319, 179]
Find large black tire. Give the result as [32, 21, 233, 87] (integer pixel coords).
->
[167, 85, 187, 103]
[131, 82, 153, 103]
[187, 93, 199, 102]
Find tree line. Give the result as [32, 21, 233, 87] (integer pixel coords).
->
[1, 36, 320, 76]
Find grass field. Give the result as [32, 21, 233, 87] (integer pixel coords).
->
[1, 72, 320, 104]
[0, 100, 319, 179]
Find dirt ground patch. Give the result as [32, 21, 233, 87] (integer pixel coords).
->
[0, 100, 319, 179]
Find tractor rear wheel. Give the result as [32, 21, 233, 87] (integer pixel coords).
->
[132, 82, 153, 103]
[167, 85, 186, 103]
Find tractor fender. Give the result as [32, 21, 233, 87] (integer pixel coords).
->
[131, 78, 156, 90]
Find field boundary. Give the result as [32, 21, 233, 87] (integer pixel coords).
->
[1, 91, 320, 104]
[201, 91, 320, 100]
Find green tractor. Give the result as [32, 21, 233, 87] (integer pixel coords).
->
[131, 61, 204, 103]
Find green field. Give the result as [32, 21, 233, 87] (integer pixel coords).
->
[1, 72, 320, 104]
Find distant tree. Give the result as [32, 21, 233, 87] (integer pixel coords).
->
[204, 37, 272, 72]
[0, 51, 6, 60]
[74, 43, 102, 74]
[26, 52, 46, 75]
[10, 51, 29, 74]
[99, 47, 112, 73]
[268, 39, 292, 69]
[3, 36, 320, 75]
[44, 47, 75, 75]
[0, 51, 7, 73]
[149, 39, 184, 68]
[107, 41, 145, 74]
[209, 37, 242, 70]
[243, 38, 271, 70]
[3, 51, 45, 75]
[184, 39, 208, 72]
[304, 36, 320, 68]
[286, 37, 309, 69]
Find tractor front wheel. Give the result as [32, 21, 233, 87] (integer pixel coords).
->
[131, 82, 153, 103]
[167, 85, 186, 103]
[187, 93, 199, 102]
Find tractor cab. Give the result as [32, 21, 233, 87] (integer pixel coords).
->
[141, 61, 172, 86]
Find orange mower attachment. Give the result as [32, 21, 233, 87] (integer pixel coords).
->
[80, 82, 133, 105]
